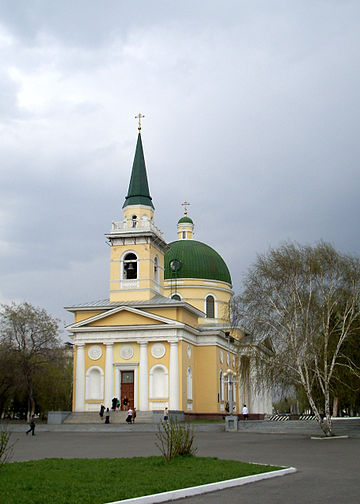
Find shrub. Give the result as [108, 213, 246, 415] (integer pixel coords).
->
[155, 420, 197, 461]
[0, 428, 15, 467]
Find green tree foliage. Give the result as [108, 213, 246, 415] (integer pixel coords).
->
[233, 242, 360, 436]
[0, 302, 72, 420]
[33, 353, 73, 413]
[0, 343, 18, 415]
[310, 314, 360, 415]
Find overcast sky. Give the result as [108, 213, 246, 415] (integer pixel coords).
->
[1, 1, 359, 337]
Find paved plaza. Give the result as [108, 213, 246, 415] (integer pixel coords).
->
[10, 428, 360, 503]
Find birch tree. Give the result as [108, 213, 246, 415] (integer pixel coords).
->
[233, 242, 360, 436]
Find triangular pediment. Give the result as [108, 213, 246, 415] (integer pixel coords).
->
[68, 305, 182, 330]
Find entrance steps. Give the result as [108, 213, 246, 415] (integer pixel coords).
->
[64, 411, 153, 425]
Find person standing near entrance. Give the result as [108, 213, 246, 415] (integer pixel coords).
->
[126, 407, 133, 423]
[242, 404, 249, 420]
[123, 395, 129, 411]
[163, 407, 169, 423]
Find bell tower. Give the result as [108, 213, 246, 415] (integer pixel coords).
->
[106, 117, 168, 302]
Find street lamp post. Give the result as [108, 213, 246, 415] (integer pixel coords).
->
[224, 368, 239, 432]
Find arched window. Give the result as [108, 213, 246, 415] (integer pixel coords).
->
[187, 367, 193, 400]
[219, 370, 224, 401]
[132, 215, 137, 228]
[171, 294, 181, 301]
[85, 366, 104, 400]
[154, 256, 159, 284]
[149, 365, 168, 399]
[206, 295, 215, 318]
[123, 253, 137, 280]
[182, 231, 186, 239]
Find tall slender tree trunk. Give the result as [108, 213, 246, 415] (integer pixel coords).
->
[306, 389, 333, 436]
[333, 397, 339, 417]
[26, 380, 35, 422]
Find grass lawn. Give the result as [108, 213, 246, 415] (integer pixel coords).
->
[0, 456, 282, 504]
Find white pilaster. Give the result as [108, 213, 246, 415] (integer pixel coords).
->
[139, 342, 149, 411]
[75, 343, 85, 412]
[104, 343, 114, 409]
[169, 341, 179, 410]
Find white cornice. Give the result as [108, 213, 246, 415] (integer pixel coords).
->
[164, 283, 233, 294]
[67, 305, 183, 330]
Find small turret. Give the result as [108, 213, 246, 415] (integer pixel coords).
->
[177, 201, 194, 240]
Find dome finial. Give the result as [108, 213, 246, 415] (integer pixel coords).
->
[135, 113, 145, 133]
[181, 200, 190, 216]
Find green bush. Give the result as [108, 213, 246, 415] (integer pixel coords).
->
[155, 420, 197, 461]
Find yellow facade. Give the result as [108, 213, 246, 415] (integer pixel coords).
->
[109, 241, 166, 303]
[163, 280, 232, 325]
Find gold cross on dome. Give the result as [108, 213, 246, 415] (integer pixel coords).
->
[135, 113, 145, 132]
[181, 201, 190, 216]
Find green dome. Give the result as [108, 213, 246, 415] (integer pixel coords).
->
[164, 240, 232, 285]
[178, 216, 194, 224]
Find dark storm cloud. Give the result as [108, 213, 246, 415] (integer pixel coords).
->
[0, 0, 359, 325]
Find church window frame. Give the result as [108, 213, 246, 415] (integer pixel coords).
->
[187, 367, 193, 401]
[154, 255, 160, 286]
[149, 364, 169, 399]
[131, 214, 138, 228]
[219, 370, 224, 402]
[85, 366, 104, 401]
[205, 294, 216, 319]
[121, 250, 138, 281]
[182, 231, 186, 239]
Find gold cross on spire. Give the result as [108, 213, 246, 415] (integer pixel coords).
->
[181, 201, 190, 216]
[135, 113, 145, 132]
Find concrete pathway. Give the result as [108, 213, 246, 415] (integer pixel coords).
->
[9, 429, 360, 503]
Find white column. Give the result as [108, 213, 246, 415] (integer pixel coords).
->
[104, 343, 114, 409]
[139, 342, 149, 411]
[75, 343, 85, 412]
[169, 341, 179, 410]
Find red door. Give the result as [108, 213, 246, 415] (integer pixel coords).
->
[121, 371, 134, 409]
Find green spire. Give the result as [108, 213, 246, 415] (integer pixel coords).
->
[123, 133, 154, 209]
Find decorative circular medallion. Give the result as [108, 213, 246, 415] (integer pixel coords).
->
[220, 350, 224, 363]
[226, 353, 230, 365]
[120, 344, 134, 360]
[151, 343, 166, 359]
[233, 356, 236, 368]
[187, 345, 191, 359]
[88, 345, 102, 361]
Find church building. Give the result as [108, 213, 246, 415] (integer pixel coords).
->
[66, 122, 272, 418]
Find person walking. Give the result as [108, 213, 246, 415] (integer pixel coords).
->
[242, 404, 249, 420]
[26, 417, 36, 436]
[132, 407, 137, 424]
[99, 404, 105, 418]
[105, 408, 110, 424]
